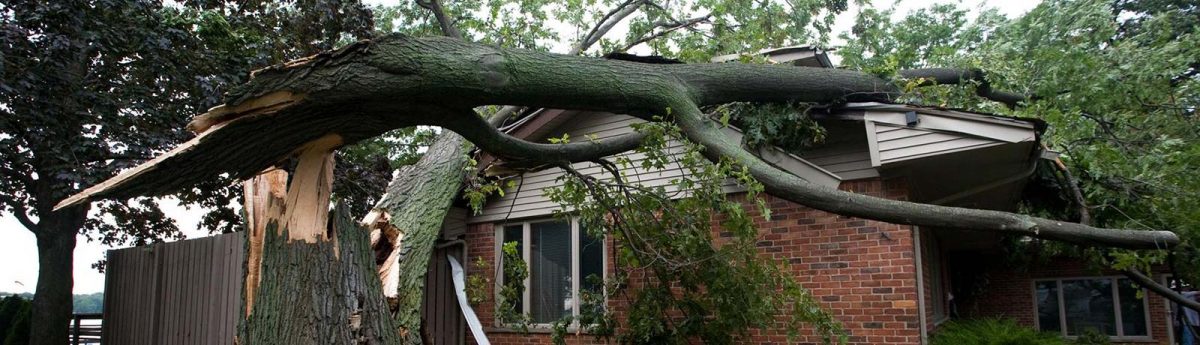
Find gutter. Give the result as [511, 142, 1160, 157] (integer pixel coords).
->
[914, 227, 929, 344]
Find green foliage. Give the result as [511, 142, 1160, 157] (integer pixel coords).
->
[0, 295, 31, 345]
[375, 0, 854, 59]
[71, 293, 103, 314]
[710, 102, 826, 153]
[496, 241, 531, 331]
[930, 319, 1066, 345]
[542, 119, 845, 344]
[1, 0, 380, 242]
[840, 0, 1200, 284]
[464, 256, 490, 307]
[1072, 328, 1111, 345]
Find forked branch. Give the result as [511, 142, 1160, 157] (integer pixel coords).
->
[57, 35, 1178, 250]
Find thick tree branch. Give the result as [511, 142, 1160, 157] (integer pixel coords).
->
[1123, 268, 1200, 313]
[1044, 145, 1195, 313]
[57, 35, 1180, 250]
[430, 107, 646, 168]
[415, 0, 463, 39]
[1046, 146, 1092, 225]
[899, 68, 1031, 108]
[668, 101, 1177, 249]
[0, 194, 39, 233]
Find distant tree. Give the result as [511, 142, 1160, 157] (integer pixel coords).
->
[70, 293, 102, 314]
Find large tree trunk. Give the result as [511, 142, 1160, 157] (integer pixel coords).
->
[239, 137, 400, 345]
[367, 132, 470, 344]
[239, 204, 400, 344]
[29, 205, 86, 345]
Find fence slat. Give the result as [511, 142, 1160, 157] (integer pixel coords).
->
[103, 232, 246, 345]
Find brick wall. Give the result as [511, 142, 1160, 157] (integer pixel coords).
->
[461, 178, 923, 344]
[956, 256, 1174, 345]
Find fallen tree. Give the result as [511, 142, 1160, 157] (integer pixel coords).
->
[57, 34, 1181, 343]
[57, 35, 1178, 248]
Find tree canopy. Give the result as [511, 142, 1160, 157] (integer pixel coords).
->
[839, 0, 1199, 283]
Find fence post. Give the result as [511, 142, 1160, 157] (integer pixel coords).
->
[71, 314, 80, 345]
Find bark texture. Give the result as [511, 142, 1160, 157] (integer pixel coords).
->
[368, 132, 470, 344]
[239, 205, 400, 345]
[29, 206, 86, 345]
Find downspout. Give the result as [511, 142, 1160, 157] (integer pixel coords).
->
[913, 226, 928, 344]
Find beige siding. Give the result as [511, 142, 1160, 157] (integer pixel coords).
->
[472, 114, 846, 223]
[796, 124, 879, 180]
[873, 123, 1006, 165]
[471, 115, 694, 223]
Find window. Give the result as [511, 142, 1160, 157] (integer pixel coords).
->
[1034, 277, 1150, 339]
[922, 232, 948, 323]
[498, 218, 604, 325]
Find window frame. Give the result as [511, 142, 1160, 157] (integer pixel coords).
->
[1031, 276, 1153, 341]
[494, 217, 607, 329]
[922, 233, 949, 324]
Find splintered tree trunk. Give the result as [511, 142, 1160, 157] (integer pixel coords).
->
[239, 135, 400, 345]
[240, 205, 400, 344]
[366, 132, 470, 344]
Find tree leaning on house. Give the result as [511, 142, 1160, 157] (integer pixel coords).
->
[52, 3, 1198, 344]
[12, 0, 1197, 344]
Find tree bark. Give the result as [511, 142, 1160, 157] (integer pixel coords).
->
[1122, 269, 1200, 313]
[239, 204, 400, 345]
[366, 132, 469, 344]
[29, 205, 87, 345]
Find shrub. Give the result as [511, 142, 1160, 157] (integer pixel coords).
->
[1072, 328, 1111, 345]
[931, 318, 1067, 345]
[0, 295, 31, 345]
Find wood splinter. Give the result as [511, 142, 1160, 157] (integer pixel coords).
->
[364, 209, 405, 302]
[241, 168, 287, 317]
[279, 134, 342, 243]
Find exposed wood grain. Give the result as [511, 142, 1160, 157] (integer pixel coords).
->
[241, 169, 288, 316]
[281, 134, 341, 243]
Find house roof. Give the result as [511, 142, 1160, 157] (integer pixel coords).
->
[710, 45, 834, 68]
[466, 48, 1046, 224]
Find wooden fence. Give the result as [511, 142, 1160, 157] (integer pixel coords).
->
[101, 232, 245, 345]
[70, 313, 102, 344]
[102, 231, 468, 344]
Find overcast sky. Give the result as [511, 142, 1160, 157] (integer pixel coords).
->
[0, 0, 1039, 295]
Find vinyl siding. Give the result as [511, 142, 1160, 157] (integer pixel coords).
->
[873, 123, 1007, 165]
[470, 115, 695, 223]
[797, 129, 878, 180]
[468, 114, 844, 223]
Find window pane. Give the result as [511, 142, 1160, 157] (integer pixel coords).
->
[1036, 281, 1061, 333]
[530, 221, 572, 323]
[579, 224, 604, 315]
[1117, 278, 1148, 336]
[501, 225, 524, 316]
[1062, 279, 1116, 336]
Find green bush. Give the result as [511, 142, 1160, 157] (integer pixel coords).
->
[931, 319, 1067, 345]
[0, 295, 31, 345]
[1072, 328, 1111, 345]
